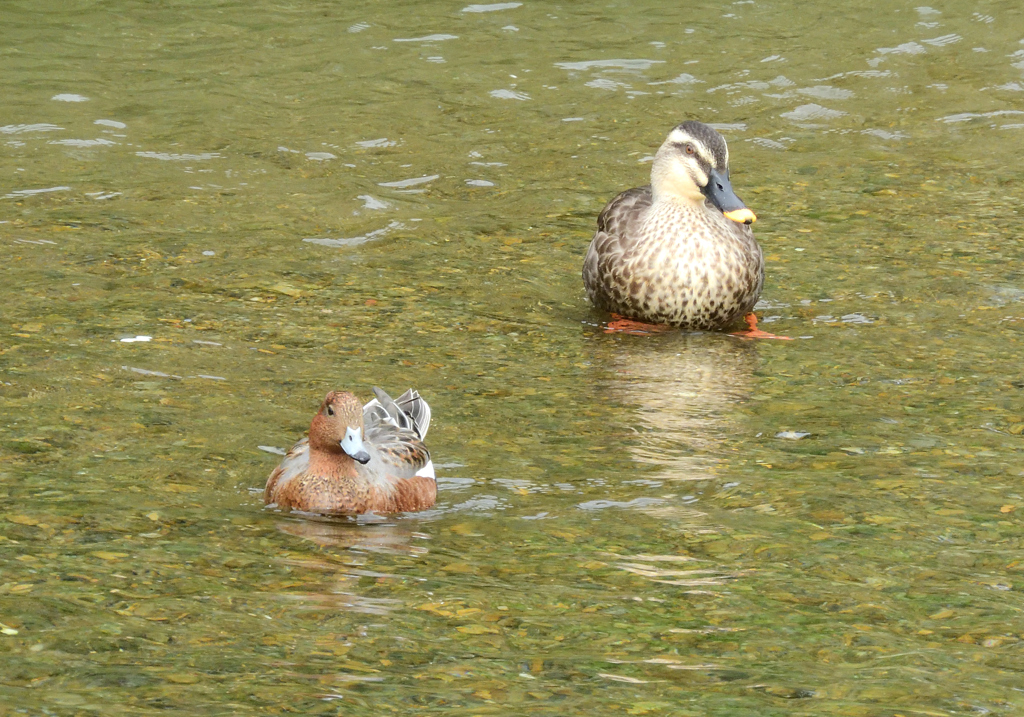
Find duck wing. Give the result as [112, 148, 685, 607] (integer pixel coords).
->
[362, 412, 436, 511]
[362, 387, 435, 511]
[364, 386, 431, 439]
[597, 185, 652, 243]
[365, 424, 432, 479]
[583, 185, 653, 310]
[363, 388, 433, 480]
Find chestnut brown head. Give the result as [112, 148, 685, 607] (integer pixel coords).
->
[308, 391, 371, 464]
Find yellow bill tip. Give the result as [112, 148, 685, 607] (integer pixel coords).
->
[724, 208, 757, 225]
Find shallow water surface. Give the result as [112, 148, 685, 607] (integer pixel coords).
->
[2, 0, 1024, 715]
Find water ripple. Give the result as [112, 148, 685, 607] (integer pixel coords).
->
[462, 2, 521, 12]
[876, 41, 927, 55]
[555, 59, 664, 71]
[303, 221, 405, 248]
[489, 89, 530, 100]
[938, 109, 1024, 123]
[49, 138, 116, 147]
[780, 103, 846, 121]
[135, 151, 221, 161]
[1, 123, 63, 134]
[2, 185, 71, 199]
[378, 175, 439, 188]
[393, 34, 458, 42]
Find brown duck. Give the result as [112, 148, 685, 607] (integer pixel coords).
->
[583, 121, 764, 331]
[264, 387, 436, 515]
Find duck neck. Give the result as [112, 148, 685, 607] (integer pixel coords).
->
[652, 181, 705, 209]
[645, 191, 704, 232]
[651, 191, 705, 216]
[308, 414, 345, 454]
[308, 450, 360, 480]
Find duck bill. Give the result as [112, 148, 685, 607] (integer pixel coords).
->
[341, 427, 372, 465]
[702, 168, 757, 225]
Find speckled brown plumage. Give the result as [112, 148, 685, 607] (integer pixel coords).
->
[264, 388, 436, 515]
[583, 122, 764, 330]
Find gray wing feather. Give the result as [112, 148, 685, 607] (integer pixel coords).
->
[391, 388, 431, 439]
[366, 386, 431, 439]
[363, 398, 392, 428]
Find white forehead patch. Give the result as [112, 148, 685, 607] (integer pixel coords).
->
[341, 426, 365, 456]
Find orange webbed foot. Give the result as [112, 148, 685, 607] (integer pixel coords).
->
[730, 313, 793, 341]
[604, 314, 674, 335]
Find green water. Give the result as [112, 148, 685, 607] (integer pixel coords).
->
[3, 0, 1024, 714]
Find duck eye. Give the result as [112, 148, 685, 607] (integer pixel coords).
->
[684, 143, 696, 155]
[327, 406, 334, 416]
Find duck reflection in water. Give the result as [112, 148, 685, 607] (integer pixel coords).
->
[603, 332, 758, 482]
[585, 332, 757, 590]
[267, 516, 429, 616]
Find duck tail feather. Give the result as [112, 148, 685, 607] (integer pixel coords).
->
[395, 388, 431, 439]
[368, 387, 408, 429]
[363, 397, 390, 427]
[368, 387, 431, 439]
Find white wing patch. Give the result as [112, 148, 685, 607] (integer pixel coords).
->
[415, 460, 436, 481]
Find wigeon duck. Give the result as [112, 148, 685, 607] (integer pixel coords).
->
[583, 121, 765, 332]
[264, 387, 435, 515]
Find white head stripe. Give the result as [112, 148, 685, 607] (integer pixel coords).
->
[667, 129, 716, 167]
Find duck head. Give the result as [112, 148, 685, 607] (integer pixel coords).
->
[650, 120, 757, 225]
[309, 391, 372, 464]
